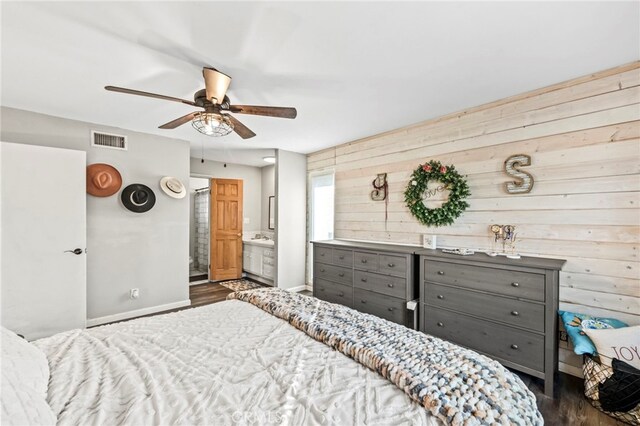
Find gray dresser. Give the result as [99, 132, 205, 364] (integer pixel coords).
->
[417, 250, 565, 397]
[312, 240, 417, 326]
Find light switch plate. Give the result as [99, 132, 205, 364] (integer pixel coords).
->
[243, 218, 250, 224]
[423, 234, 437, 249]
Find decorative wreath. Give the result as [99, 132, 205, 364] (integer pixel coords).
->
[404, 160, 471, 227]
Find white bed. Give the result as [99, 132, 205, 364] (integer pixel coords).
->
[30, 300, 437, 425]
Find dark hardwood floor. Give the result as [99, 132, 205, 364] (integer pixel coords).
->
[189, 281, 235, 306]
[105, 282, 622, 425]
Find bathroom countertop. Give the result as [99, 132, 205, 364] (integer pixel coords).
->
[243, 239, 275, 247]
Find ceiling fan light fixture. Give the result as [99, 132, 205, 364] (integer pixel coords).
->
[191, 112, 234, 137]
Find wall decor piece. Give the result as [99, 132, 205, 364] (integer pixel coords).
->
[371, 173, 389, 228]
[404, 160, 470, 227]
[121, 184, 156, 213]
[370, 173, 388, 201]
[504, 154, 534, 194]
[86, 163, 122, 197]
[159, 176, 186, 199]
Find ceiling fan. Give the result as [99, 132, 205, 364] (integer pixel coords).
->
[105, 67, 297, 139]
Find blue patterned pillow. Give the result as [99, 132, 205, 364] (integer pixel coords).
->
[558, 311, 628, 355]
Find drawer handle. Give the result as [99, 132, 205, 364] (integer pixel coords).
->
[437, 271, 445, 275]
[339, 256, 344, 260]
[511, 344, 519, 350]
[361, 278, 367, 282]
[338, 292, 344, 297]
[511, 282, 520, 287]
[511, 311, 520, 316]
[320, 268, 325, 272]
[387, 283, 394, 288]
[437, 294, 444, 300]
[338, 272, 344, 277]
[437, 322, 444, 327]
[388, 308, 394, 312]
[361, 259, 367, 263]
[388, 263, 395, 267]
[320, 253, 325, 256]
[360, 300, 366, 304]
[320, 288, 325, 292]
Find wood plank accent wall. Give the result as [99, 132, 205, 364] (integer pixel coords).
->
[307, 62, 640, 376]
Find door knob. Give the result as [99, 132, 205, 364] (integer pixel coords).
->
[65, 248, 84, 255]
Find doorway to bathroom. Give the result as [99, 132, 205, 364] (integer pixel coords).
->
[189, 176, 210, 283]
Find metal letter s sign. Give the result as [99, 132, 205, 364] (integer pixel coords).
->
[504, 154, 534, 194]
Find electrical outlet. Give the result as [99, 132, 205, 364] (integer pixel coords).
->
[130, 288, 139, 299]
[559, 330, 568, 342]
[423, 234, 437, 249]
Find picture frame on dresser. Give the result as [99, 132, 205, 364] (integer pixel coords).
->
[416, 249, 565, 398]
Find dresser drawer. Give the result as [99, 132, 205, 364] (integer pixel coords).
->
[314, 263, 352, 285]
[354, 251, 378, 271]
[333, 249, 353, 268]
[315, 279, 352, 308]
[354, 270, 406, 299]
[353, 288, 405, 324]
[424, 283, 544, 332]
[379, 254, 407, 277]
[424, 307, 544, 372]
[314, 246, 333, 263]
[424, 260, 545, 302]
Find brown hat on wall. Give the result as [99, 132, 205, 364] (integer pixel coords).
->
[86, 163, 122, 197]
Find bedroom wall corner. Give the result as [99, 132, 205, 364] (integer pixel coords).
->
[0, 107, 191, 323]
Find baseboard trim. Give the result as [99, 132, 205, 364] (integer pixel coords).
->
[287, 285, 312, 293]
[559, 361, 583, 378]
[86, 299, 191, 327]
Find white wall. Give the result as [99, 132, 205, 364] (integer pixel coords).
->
[275, 150, 307, 289]
[190, 158, 262, 233]
[261, 165, 275, 231]
[0, 107, 191, 322]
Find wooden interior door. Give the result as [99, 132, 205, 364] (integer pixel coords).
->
[210, 178, 243, 280]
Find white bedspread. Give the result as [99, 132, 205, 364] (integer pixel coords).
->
[35, 300, 438, 426]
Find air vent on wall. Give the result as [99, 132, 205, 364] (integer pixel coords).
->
[91, 131, 127, 150]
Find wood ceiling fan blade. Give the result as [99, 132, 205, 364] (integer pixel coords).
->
[227, 105, 297, 119]
[158, 112, 199, 129]
[105, 86, 197, 106]
[203, 67, 231, 104]
[226, 115, 256, 139]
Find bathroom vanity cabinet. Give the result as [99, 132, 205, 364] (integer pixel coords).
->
[243, 240, 275, 284]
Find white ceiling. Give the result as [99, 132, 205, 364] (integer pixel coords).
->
[2, 2, 639, 167]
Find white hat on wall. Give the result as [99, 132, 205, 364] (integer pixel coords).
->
[159, 176, 186, 199]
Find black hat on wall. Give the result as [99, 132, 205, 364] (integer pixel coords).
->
[121, 184, 156, 213]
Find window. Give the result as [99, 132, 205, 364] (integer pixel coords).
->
[308, 171, 335, 282]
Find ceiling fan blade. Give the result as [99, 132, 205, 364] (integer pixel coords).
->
[158, 112, 199, 129]
[226, 115, 256, 139]
[105, 86, 197, 106]
[203, 67, 231, 104]
[227, 105, 297, 119]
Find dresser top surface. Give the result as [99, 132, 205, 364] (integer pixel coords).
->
[311, 239, 419, 255]
[417, 249, 566, 270]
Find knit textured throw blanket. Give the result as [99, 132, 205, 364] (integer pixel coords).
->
[229, 288, 543, 426]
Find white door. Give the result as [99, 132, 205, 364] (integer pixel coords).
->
[1, 142, 86, 340]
